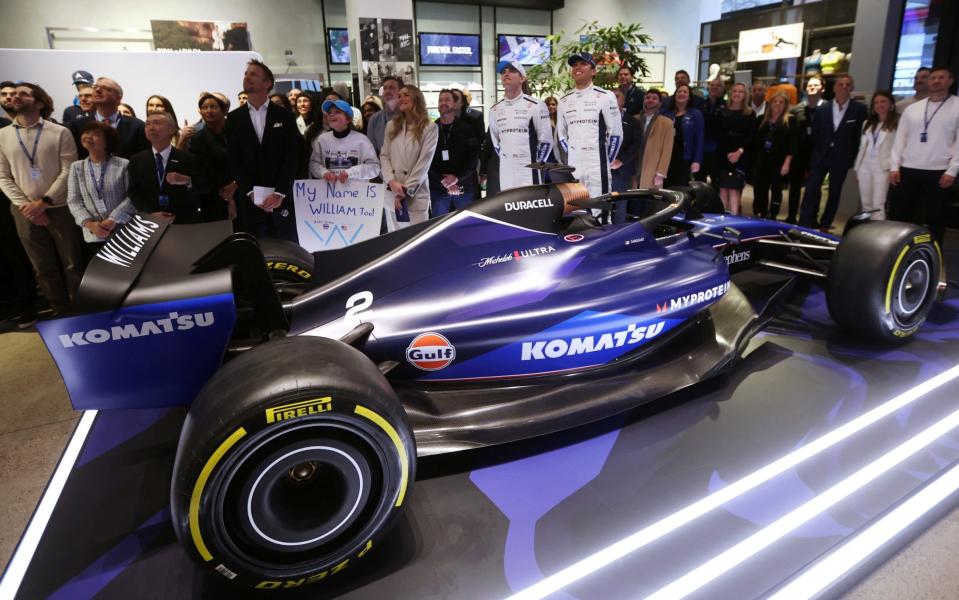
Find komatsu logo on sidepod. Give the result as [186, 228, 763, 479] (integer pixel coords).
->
[521, 321, 666, 361]
[504, 198, 554, 212]
[656, 281, 730, 313]
[406, 332, 456, 371]
[58, 311, 215, 348]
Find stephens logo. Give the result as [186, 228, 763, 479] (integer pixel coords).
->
[724, 250, 751, 265]
[474, 245, 556, 268]
[656, 281, 730, 313]
[504, 198, 555, 212]
[521, 320, 666, 361]
[406, 333, 456, 371]
[59, 311, 215, 348]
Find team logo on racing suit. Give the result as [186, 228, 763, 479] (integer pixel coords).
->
[406, 333, 456, 371]
[724, 250, 751, 265]
[474, 245, 556, 268]
[521, 321, 666, 361]
[656, 282, 730, 313]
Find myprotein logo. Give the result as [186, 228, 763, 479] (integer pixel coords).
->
[95, 215, 161, 268]
[265, 397, 332, 424]
[475, 245, 556, 268]
[58, 311, 215, 348]
[724, 250, 751, 266]
[521, 321, 666, 361]
[406, 332, 456, 371]
[504, 198, 554, 212]
[657, 281, 730, 313]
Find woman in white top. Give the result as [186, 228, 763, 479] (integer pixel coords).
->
[854, 91, 899, 220]
[380, 85, 439, 228]
[66, 120, 134, 248]
[309, 99, 380, 182]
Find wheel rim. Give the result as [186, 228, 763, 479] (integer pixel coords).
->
[892, 247, 935, 328]
[214, 419, 389, 565]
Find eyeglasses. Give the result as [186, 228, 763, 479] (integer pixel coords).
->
[93, 84, 118, 93]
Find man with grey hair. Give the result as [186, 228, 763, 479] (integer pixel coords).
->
[332, 81, 363, 128]
[128, 111, 207, 223]
[69, 76, 148, 158]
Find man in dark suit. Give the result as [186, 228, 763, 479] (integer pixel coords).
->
[128, 112, 207, 223]
[69, 77, 149, 159]
[225, 59, 301, 241]
[798, 74, 867, 231]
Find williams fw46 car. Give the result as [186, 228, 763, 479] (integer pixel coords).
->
[38, 179, 946, 591]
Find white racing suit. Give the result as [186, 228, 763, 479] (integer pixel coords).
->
[488, 93, 553, 191]
[556, 85, 623, 200]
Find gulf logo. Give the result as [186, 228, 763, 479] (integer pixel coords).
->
[406, 332, 456, 371]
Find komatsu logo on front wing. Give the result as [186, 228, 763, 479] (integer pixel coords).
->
[95, 214, 160, 268]
[521, 321, 666, 361]
[504, 198, 554, 211]
[657, 282, 730, 313]
[58, 311, 215, 348]
[265, 397, 333, 424]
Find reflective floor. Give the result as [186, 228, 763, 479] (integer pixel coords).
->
[3, 242, 959, 600]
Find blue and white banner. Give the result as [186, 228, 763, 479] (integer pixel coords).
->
[293, 179, 385, 251]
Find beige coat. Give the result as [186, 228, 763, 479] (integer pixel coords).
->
[380, 120, 438, 223]
[639, 115, 674, 188]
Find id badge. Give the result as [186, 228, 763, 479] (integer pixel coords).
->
[442, 149, 450, 161]
[158, 194, 170, 209]
[920, 132, 928, 143]
[29, 167, 42, 182]
[764, 139, 774, 151]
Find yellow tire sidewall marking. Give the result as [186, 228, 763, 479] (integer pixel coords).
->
[190, 427, 248, 561]
[354, 405, 409, 507]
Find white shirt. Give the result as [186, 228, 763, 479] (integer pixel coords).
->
[247, 100, 269, 143]
[890, 95, 959, 176]
[95, 111, 119, 127]
[152, 144, 172, 176]
[832, 99, 849, 131]
[751, 101, 766, 117]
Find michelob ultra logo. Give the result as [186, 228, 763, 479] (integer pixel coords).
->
[265, 397, 333, 424]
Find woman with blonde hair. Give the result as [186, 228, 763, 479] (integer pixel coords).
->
[752, 91, 797, 219]
[380, 85, 438, 228]
[716, 82, 755, 214]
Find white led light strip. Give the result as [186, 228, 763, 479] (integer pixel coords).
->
[769, 461, 959, 600]
[0, 410, 98, 597]
[646, 400, 959, 599]
[505, 364, 959, 600]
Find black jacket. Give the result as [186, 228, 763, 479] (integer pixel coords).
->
[429, 118, 481, 194]
[808, 99, 867, 170]
[188, 126, 232, 221]
[753, 117, 799, 173]
[70, 114, 149, 159]
[612, 112, 641, 179]
[128, 147, 209, 223]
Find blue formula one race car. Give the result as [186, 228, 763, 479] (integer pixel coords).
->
[37, 179, 946, 591]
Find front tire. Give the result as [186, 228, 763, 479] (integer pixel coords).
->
[827, 221, 942, 341]
[170, 336, 415, 590]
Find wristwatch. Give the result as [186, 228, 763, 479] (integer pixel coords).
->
[41, 196, 54, 205]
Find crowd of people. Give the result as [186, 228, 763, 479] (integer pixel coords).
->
[1, 57, 957, 330]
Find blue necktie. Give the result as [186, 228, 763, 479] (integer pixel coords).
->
[155, 153, 165, 187]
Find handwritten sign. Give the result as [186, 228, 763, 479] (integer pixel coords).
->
[293, 179, 384, 251]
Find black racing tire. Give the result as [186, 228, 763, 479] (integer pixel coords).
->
[260, 238, 315, 284]
[170, 336, 415, 591]
[827, 221, 942, 341]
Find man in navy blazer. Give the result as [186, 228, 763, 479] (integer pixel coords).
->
[225, 60, 301, 242]
[69, 77, 149, 159]
[128, 112, 208, 223]
[798, 74, 867, 230]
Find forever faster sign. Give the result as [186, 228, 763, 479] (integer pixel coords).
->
[293, 179, 384, 251]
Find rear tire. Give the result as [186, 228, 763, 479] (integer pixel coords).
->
[260, 239, 315, 298]
[827, 221, 942, 341]
[170, 336, 415, 590]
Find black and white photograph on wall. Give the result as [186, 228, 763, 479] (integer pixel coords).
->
[384, 19, 414, 62]
[360, 18, 379, 61]
[150, 20, 252, 51]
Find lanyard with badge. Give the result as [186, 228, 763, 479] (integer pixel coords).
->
[15, 121, 44, 181]
[88, 159, 107, 201]
[921, 97, 950, 142]
[870, 128, 880, 155]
